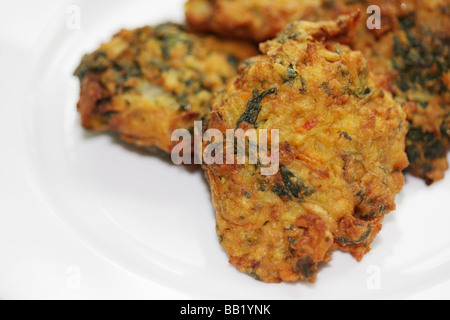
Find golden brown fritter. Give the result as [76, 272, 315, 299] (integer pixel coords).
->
[312, 0, 450, 183]
[203, 14, 409, 283]
[74, 23, 258, 153]
[187, 0, 449, 183]
[185, 0, 322, 42]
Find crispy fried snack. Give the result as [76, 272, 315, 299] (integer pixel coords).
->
[313, 0, 450, 183]
[185, 0, 322, 42]
[186, 0, 450, 184]
[74, 23, 258, 153]
[203, 14, 409, 283]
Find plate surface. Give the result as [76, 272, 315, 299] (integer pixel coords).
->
[1, 0, 450, 300]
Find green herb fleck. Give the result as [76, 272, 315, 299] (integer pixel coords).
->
[322, 82, 333, 96]
[282, 64, 298, 83]
[337, 227, 372, 245]
[272, 184, 291, 199]
[271, 166, 316, 201]
[236, 87, 278, 129]
[359, 205, 388, 220]
[299, 75, 307, 93]
[340, 132, 353, 141]
[356, 190, 366, 204]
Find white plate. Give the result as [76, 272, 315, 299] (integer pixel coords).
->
[1, 0, 450, 300]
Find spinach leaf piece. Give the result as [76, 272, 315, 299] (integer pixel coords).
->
[236, 87, 278, 129]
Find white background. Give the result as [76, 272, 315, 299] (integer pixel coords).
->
[0, 0, 449, 300]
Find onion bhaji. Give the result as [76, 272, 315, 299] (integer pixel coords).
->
[203, 14, 409, 283]
[74, 23, 258, 153]
[186, 0, 450, 184]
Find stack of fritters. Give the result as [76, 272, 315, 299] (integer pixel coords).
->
[310, 0, 450, 184]
[74, 0, 448, 283]
[186, 0, 450, 184]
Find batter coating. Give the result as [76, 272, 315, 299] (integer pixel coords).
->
[74, 23, 258, 153]
[203, 14, 409, 283]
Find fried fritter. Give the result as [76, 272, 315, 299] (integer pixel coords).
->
[185, 0, 322, 42]
[203, 14, 409, 283]
[186, 0, 450, 184]
[74, 23, 258, 153]
[313, 0, 450, 183]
